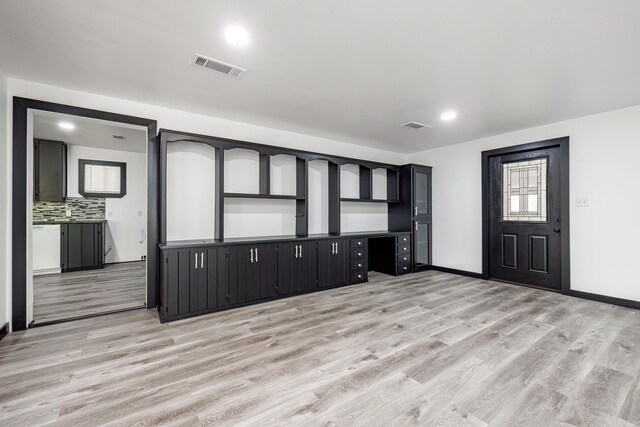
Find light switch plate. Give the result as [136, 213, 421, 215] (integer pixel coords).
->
[65, 209, 72, 217]
[575, 198, 589, 207]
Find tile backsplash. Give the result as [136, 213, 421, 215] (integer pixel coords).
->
[33, 197, 106, 221]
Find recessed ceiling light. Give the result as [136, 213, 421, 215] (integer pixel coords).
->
[224, 26, 250, 47]
[58, 121, 75, 130]
[440, 111, 457, 121]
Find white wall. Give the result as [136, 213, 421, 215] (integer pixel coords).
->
[166, 141, 216, 241]
[411, 105, 640, 302]
[0, 69, 8, 328]
[67, 145, 147, 263]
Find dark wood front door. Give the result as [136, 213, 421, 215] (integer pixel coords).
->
[488, 146, 562, 290]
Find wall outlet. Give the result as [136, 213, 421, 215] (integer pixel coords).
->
[65, 209, 72, 217]
[575, 198, 589, 207]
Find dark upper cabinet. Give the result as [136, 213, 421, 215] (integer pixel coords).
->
[278, 241, 318, 295]
[61, 222, 105, 271]
[34, 139, 67, 202]
[318, 239, 348, 288]
[413, 168, 431, 217]
[228, 244, 277, 305]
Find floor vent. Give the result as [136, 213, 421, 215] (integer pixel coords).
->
[401, 121, 431, 130]
[191, 54, 247, 78]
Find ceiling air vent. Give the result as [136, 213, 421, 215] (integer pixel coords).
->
[191, 54, 247, 78]
[401, 121, 431, 130]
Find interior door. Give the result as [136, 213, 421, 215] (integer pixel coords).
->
[488, 147, 562, 289]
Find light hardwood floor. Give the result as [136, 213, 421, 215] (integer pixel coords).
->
[33, 262, 146, 324]
[2, 270, 640, 426]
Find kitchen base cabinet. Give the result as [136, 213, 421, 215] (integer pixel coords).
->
[278, 241, 318, 295]
[61, 222, 105, 272]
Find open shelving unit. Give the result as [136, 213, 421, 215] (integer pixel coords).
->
[159, 129, 402, 244]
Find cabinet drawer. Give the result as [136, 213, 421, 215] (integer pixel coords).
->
[397, 253, 410, 264]
[350, 248, 367, 259]
[350, 238, 366, 249]
[350, 270, 367, 283]
[396, 234, 411, 245]
[350, 259, 366, 271]
[397, 244, 410, 254]
[396, 262, 411, 275]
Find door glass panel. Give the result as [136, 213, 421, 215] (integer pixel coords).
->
[415, 222, 429, 266]
[502, 158, 547, 222]
[415, 172, 429, 215]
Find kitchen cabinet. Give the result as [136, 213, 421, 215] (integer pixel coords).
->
[278, 241, 318, 295]
[34, 139, 67, 202]
[61, 222, 105, 272]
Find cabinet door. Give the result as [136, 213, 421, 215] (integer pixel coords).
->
[277, 243, 296, 296]
[413, 168, 431, 217]
[34, 140, 66, 202]
[330, 240, 348, 287]
[176, 249, 192, 315]
[189, 249, 207, 312]
[62, 224, 82, 270]
[317, 240, 333, 288]
[414, 220, 431, 271]
[81, 224, 96, 268]
[298, 241, 317, 292]
[207, 247, 229, 309]
[257, 244, 277, 299]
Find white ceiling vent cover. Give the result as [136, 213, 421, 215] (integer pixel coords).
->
[191, 54, 247, 78]
[401, 122, 431, 130]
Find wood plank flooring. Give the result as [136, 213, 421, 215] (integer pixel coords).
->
[33, 262, 146, 324]
[3, 270, 639, 426]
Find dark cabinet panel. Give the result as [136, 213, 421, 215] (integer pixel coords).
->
[61, 223, 104, 272]
[278, 241, 317, 295]
[318, 239, 347, 288]
[414, 220, 432, 271]
[34, 139, 67, 202]
[229, 244, 277, 305]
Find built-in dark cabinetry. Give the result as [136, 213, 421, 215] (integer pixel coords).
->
[229, 244, 277, 304]
[318, 239, 348, 288]
[61, 222, 105, 272]
[157, 129, 433, 323]
[278, 241, 318, 294]
[34, 139, 67, 202]
[389, 164, 432, 271]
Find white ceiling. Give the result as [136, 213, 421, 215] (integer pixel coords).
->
[2, 0, 640, 154]
[33, 110, 147, 153]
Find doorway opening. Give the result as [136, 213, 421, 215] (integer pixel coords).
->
[481, 137, 570, 293]
[30, 111, 148, 325]
[12, 98, 158, 331]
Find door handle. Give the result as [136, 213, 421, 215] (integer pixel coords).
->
[415, 222, 418, 231]
[194, 253, 198, 269]
[554, 218, 561, 233]
[414, 206, 417, 216]
[299, 245, 302, 258]
[335, 242, 338, 254]
[255, 247, 259, 262]
[331, 242, 335, 254]
[250, 248, 254, 263]
[295, 245, 298, 258]
[201, 252, 204, 268]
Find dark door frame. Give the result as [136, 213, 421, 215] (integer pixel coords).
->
[481, 136, 570, 294]
[12, 97, 158, 331]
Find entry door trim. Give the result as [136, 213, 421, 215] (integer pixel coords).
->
[12, 97, 158, 331]
[481, 137, 570, 294]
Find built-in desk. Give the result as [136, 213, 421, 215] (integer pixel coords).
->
[158, 231, 413, 322]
